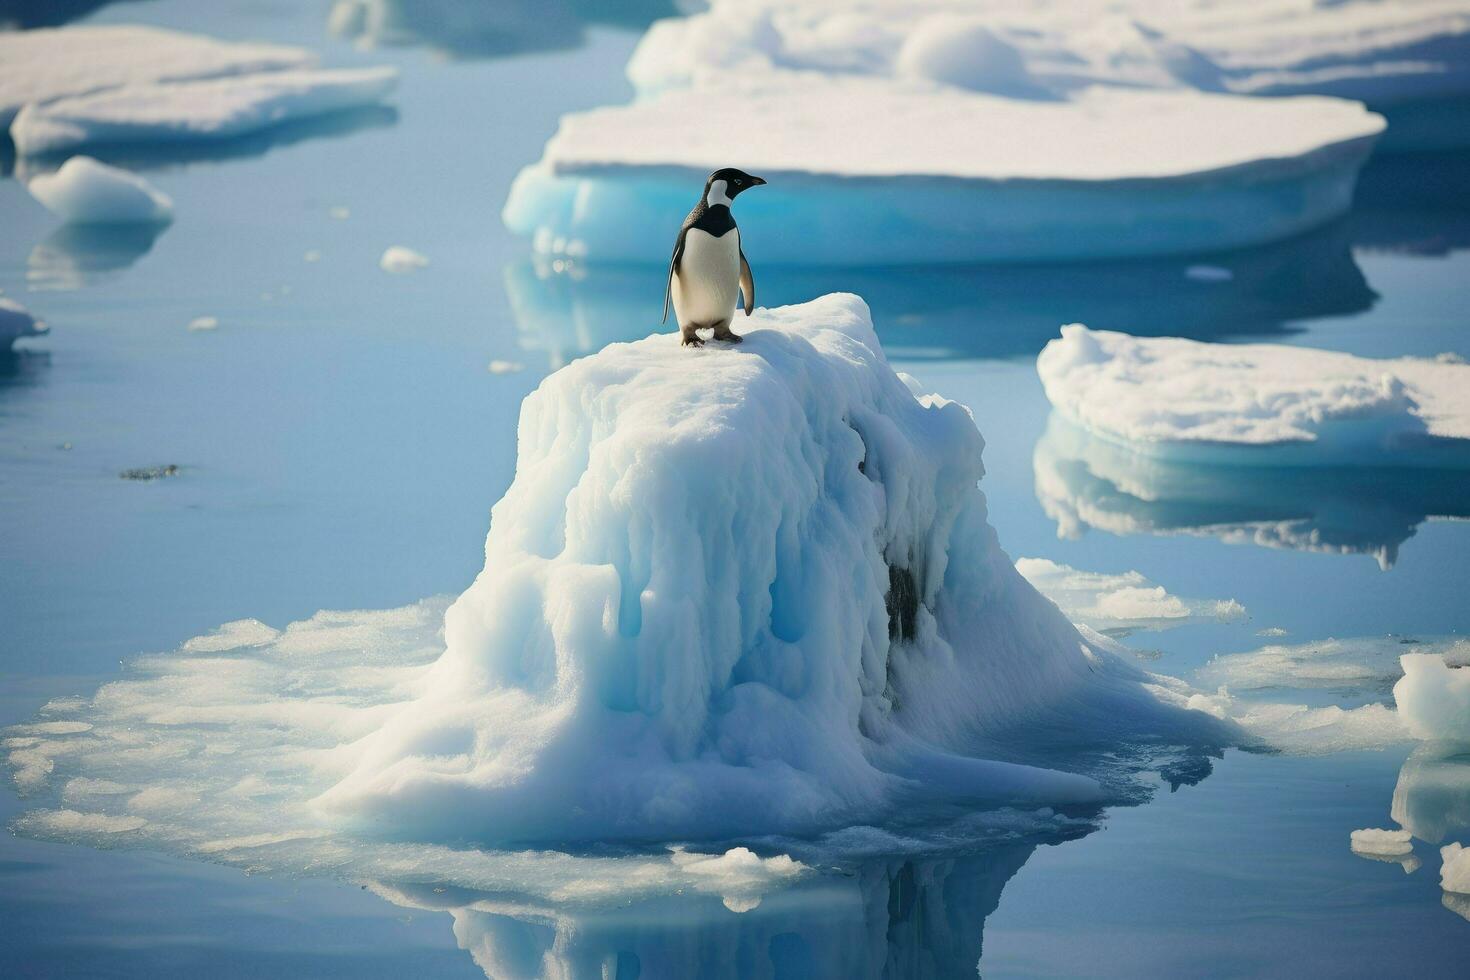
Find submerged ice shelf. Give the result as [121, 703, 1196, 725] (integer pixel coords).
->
[1038, 326, 1470, 470]
[504, 80, 1381, 265]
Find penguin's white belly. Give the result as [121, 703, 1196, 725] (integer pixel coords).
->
[673, 228, 740, 326]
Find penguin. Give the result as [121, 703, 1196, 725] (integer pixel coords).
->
[662, 167, 766, 347]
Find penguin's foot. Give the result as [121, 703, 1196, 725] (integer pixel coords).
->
[681, 334, 704, 347]
[711, 321, 742, 344]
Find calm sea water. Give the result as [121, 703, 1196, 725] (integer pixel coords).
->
[2, 2, 1468, 976]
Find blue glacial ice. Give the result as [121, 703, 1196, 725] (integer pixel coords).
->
[1038, 326, 1470, 470]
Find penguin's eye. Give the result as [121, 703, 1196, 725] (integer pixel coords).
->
[735, 179, 743, 186]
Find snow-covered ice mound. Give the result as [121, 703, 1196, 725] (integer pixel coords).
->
[6, 295, 1233, 859]
[503, 80, 1381, 264]
[1015, 557, 1245, 638]
[26, 156, 173, 225]
[10, 67, 399, 156]
[0, 24, 310, 126]
[628, 0, 1470, 148]
[1038, 327, 1470, 470]
[0, 298, 49, 350]
[1032, 414, 1470, 569]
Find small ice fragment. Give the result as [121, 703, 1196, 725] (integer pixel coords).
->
[1350, 827, 1412, 856]
[1442, 842, 1470, 894]
[380, 246, 428, 274]
[487, 360, 525, 374]
[1257, 627, 1288, 638]
[1185, 264, 1233, 282]
[26, 156, 172, 226]
[329, 206, 351, 220]
[187, 316, 218, 331]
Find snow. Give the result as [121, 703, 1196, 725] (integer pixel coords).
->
[379, 245, 429, 274]
[1394, 655, 1470, 743]
[1032, 413, 1470, 569]
[0, 25, 311, 126]
[504, 80, 1380, 263]
[25, 156, 173, 226]
[10, 67, 399, 157]
[1015, 557, 1244, 637]
[1038, 326, 1470, 469]
[4, 295, 1229, 865]
[1, 298, 49, 350]
[1350, 827, 1413, 857]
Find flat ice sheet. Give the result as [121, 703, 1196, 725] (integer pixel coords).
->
[1037, 326, 1470, 468]
[0, 24, 311, 125]
[11, 67, 400, 156]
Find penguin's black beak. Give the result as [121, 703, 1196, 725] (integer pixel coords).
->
[750, 176, 767, 186]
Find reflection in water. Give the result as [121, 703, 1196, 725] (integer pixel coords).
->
[9, 105, 399, 177]
[1391, 745, 1470, 846]
[0, 0, 137, 28]
[505, 221, 1373, 367]
[1352, 150, 1470, 256]
[26, 223, 166, 291]
[1033, 414, 1470, 570]
[371, 844, 1040, 980]
[329, 0, 677, 60]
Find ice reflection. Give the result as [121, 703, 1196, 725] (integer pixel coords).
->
[1391, 745, 1470, 846]
[372, 844, 1040, 980]
[504, 221, 1372, 367]
[1033, 414, 1470, 569]
[26, 223, 166, 291]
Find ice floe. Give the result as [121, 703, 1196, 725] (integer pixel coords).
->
[11, 66, 400, 156]
[1015, 557, 1244, 638]
[0, 298, 49, 350]
[504, 80, 1381, 264]
[1038, 326, 1470, 469]
[25, 156, 173, 225]
[0, 24, 310, 126]
[1350, 827, 1413, 857]
[379, 245, 429, 274]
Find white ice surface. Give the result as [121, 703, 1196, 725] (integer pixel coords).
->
[1199, 637, 1470, 693]
[10, 67, 399, 156]
[1350, 827, 1413, 856]
[1394, 655, 1470, 743]
[1015, 557, 1244, 637]
[0, 25, 310, 126]
[1180, 687, 1409, 755]
[380, 245, 429, 274]
[0, 298, 49, 350]
[6, 295, 1229, 862]
[26, 156, 173, 226]
[1442, 842, 1470, 894]
[1037, 326, 1470, 469]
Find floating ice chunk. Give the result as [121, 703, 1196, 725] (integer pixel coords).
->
[186, 316, 219, 332]
[504, 81, 1381, 264]
[1015, 557, 1244, 637]
[10, 67, 399, 157]
[379, 245, 429, 274]
[1032, 414, 1470, 568]
[486, 359, 525, 374]
[0, 25, 311, 126]
[26, 156, 172, 226]
[1038, 327, 1470, 469]
[1351, 827, 1413, 856]
[1200, 637, 1470, 695]
[668, 846, 806, 912]
[1394, 655, 1470, 743]
[1, 298, 49, 350]
[1442, 842, 1470, 894]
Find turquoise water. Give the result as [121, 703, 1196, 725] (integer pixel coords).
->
[2, 2, 1468, 976]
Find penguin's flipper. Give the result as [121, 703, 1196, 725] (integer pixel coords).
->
[662, 237, 685, 325]
[739, 248, 755, 316]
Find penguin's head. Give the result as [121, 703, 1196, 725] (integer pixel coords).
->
[704, 168, 765, 206]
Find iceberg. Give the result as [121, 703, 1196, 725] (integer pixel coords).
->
[1015, 557, 1245, 638]
[10, 66, 400, 157]
[1, 297, 49, 350]
[25, 155, 173, 225]
[503, 80, 1382, 264]
[5, 295, 1232, 860]
[0, 24, 310, 126]
[1037, 326, 1470, 469]
[1032, 414, 1470, 569]
[1393, 654, 1470, 743]
[627, 0, 1470, 149]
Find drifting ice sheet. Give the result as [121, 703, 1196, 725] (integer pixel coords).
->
[0, 25, 311, 126]
[10, 67, 400, 156]
[1037, 326, 1470, 469]
[26, 156, 173, 225]
[503, 80, 1381, 263]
